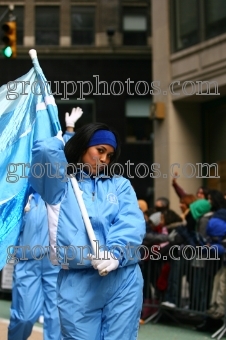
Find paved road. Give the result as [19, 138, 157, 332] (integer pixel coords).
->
[0, 318, 216, 340]
[0, 318, 42, 340]
[0, 298, 220, 340]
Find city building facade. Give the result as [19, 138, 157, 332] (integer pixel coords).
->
[152, 0, 226, 211]
[0, 0, 153, 203]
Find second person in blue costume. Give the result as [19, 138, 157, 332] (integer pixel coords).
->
[8, 107, 83, 340]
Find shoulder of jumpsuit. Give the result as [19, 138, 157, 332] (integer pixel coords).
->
[111, 175, 135, 194]
[110, 177, 145, 217]
[86, 174, 138, 198]
[63, 131, 75, 143]
[106, 177, 146, 265]
[29, 136, 68, 205]
[30, 135, 66, 160]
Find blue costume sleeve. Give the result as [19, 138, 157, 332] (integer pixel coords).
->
[106, 178, 146, 267]
[63, 131, 74, 143]
[28, 137, 68, 205]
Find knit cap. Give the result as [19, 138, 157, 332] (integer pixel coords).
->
[190, 199, 211, 220]
[149, 212, 162, 226]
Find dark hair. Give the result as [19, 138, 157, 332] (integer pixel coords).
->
[155, 197, 170, 210]
[208, 189, 226, 211]
[64, 122, 121, 174]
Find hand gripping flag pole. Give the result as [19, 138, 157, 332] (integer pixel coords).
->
[29, 49, 108, 276]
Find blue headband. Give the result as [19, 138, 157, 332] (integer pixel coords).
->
[87, 130, 117, 150]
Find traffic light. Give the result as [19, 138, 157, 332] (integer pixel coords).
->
[2, 21, 17, 58]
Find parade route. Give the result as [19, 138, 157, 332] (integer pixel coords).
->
[0, 298, 215, 340]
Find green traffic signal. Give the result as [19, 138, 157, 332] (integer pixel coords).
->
[1, 21, 17, 58]
[2, 45, 13, 58]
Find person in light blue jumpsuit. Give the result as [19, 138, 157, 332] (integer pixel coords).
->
[8, 191, 61, 340]
[8, 108, 82, 340]
[29, 119, 146, 340]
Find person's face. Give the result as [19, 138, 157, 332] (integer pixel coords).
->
[154, 201, 165, 212]
[81, 144, 114, 175]
[196, 188, 205, 199]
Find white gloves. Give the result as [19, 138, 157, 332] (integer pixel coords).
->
[65, 107, 83, 127]
[89, 251, 119, 275]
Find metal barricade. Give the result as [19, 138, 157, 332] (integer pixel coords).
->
[0, 263, 13, 292]
[140, 245, 224, 327]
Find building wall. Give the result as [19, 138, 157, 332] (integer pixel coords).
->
[151, 0, 226, 212]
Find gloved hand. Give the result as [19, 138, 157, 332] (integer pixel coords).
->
[88, 251, 119, 275]
[168, 229, 178, 243]
[65, 107, 83, 127]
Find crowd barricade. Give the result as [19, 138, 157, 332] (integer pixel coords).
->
[140, 245, 226, 339]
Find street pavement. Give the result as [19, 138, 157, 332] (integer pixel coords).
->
[0, 319, 42, 340]
[0, 298, 218, 340]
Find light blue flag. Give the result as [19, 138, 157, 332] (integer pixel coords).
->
[0, 54, 61, 269]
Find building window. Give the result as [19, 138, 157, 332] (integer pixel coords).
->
[56, 100, 95, 132]
[14, 6, 24, 45]
[123, 13, 147, 46]
[171, 0, 199, 51]
[205, 0, 226, 39]
[171, 0, 226, 52]
[35, 6, 59, 45]
[71, 7, 95, 45]
[125, 99, 152, 142]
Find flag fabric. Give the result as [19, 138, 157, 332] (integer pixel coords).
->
[0, 56, 61, 270]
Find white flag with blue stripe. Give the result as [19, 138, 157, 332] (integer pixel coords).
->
[0, 51, 61, 269]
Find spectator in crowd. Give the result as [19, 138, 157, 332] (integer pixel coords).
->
[196, 189, 226, 332]
[162, 198, 211, 310]
[203, 191, 226, 317]
[141, 210, 183, 319]
[172, 172, 209, 200]
[154, 197, 170, 212]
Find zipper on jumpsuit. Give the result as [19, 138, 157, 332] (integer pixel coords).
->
[92, 176, 96, 201]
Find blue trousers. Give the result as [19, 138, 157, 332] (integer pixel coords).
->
[8, 256, 61, 340]
[57, 264, 143, 340]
